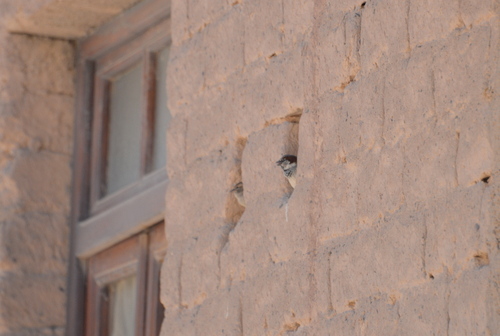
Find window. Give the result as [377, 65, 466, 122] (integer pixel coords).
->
[88, 26, 171, 212]
[85, 223, 166, 336]
[67, 0, 170, 335]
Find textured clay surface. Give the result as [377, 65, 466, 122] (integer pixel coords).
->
[0, 2, 74, 334]
[161, 0, 499, 335]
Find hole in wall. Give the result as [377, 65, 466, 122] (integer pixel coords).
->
[276, 154, 297, 189]
[429, 273, 435, 279]
[361, 2, 367, 8]
[481, 175, 490, 184]
[275, 110, 302, 199]
[389, 294, 398, 305]
[227, 137, 247, 224]
[474, 252, 490, 268]
[283, 321, 300, 332]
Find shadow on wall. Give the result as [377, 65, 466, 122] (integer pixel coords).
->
[227, 109, 302, 224]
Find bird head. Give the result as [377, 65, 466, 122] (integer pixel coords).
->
[230, 182, 244, 193]
[276, 155, 297, 171]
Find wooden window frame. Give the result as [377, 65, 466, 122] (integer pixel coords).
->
[85, 223, 166, 336]
[73, 0, 170, 257]
[85, 233, 148, 336]
[89, 20, 170, 214]
[66, 0, 171, 335]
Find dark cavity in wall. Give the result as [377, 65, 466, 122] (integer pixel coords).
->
[226, 137, 247, 223]
[275, 109, 302, 201]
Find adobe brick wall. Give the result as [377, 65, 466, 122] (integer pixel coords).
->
[0, 2, 74, 335]
[161, 0, 499, 335]
[0, 0, 497, 335]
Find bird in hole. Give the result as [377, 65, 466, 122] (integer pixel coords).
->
[276, 155, 297, 188]
[230, 182, 246, 207]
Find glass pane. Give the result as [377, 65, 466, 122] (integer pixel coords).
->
[108, 276, 137, 336]
[152, 46, 171, 171]
[106, 63, 143, 195]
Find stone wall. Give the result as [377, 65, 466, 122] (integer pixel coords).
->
[161, 0, 499, 335]
[0, 2, 74, 335]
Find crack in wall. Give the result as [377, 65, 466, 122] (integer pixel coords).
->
[242, 18, 246, 66]
[430, 69, 437, 121]
[217, 221, 237, 286]
[178, 253, 186, 309]
[327, 251, 334, 313]
[239, 297, 244, 336]
[380, 76, 387, 147]
[422, 215, 428, 277]
[446, 283, 451, 336]
[405, 0, 411, 54]
[454, 131, 460, 187]
[183, 118, 188, 167]
[401, 140, 407, 203]
[280, 0, 285, 49]
[356, 8, 362, 56]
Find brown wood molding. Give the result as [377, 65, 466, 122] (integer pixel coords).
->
[68, 1, 171, 334]
[83, 224, 166, 336]
[85, 233, 148, 336]
[75, 180, 167, 259]
[79, 0, 171, 60]
[145, 224, 167, 336]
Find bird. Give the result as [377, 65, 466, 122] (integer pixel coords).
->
[230, 182, 246, 207]
[276, 155, 297, 188]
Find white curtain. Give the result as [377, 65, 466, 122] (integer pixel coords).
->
[109, 276, 137, 336]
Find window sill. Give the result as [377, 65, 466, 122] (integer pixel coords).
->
[75, 179, 167, 259]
